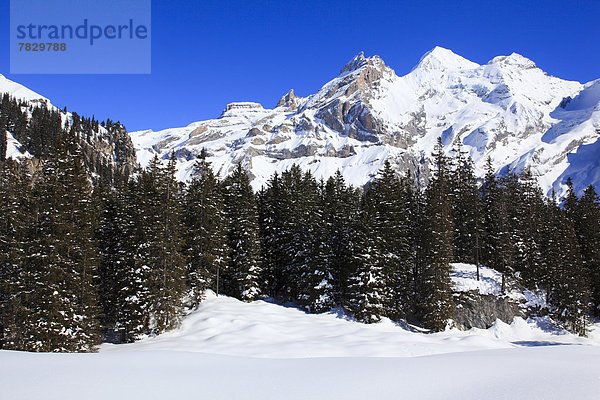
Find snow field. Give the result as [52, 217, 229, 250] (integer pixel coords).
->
[2, 263, 600, 399]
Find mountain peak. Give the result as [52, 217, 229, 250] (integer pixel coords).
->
[414, 46, 479, 72]
[276, 89, 299, 110]
[339, 52, 385, 76]
[489, 53, 537, 69]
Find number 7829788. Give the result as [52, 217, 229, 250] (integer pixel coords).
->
[18, 43, 67, 51]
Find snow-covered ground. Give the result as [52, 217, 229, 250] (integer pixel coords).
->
[100, 290, 598, 358]
[3, 345, 600, 400]
[2, 264, 600, 399]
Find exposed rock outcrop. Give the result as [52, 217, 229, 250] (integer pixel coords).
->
[453, 291, 524, 330]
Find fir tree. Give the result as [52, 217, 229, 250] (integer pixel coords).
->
[94, 180, 138, 342]
[260, 165, 333, 311]
[111, 179, 148, 342]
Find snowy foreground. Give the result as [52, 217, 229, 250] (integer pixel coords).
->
[2, 265, 600, 399]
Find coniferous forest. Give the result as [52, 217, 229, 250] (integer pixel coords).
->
[1, 96, 600, 352]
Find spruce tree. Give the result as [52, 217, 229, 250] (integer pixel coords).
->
[574, 184, 600, 317]
[19, 134, 103, 351]
[112, 178, 148, 342]
[322, 171, 361, 309]
[542, 198, 590, 334]
[0, 160, 33, 350]
[295, 172, 333, 313]
[258, 172, 289, 299]
[346, 197, 388, 323]
[480, 160, 516, 293]
[0, 114, 7, 161]
[114, 155, 186, 340]
[450, 143, 483, 267]
[512, 169, 546, 288]
[417, 138, 455, 331]
[94, 180, 139, 342]
[222, 164, 262, 301]
[348, 162, 416, 322]
[144, 154, 187, 333]
[260, 165, 333, 311]
[184, 150, 230, 304]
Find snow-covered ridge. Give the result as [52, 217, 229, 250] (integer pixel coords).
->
[129, 47, 600, 196]
[0, 74, 48, 104]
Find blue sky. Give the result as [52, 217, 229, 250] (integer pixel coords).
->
[1, 0, 599, 132]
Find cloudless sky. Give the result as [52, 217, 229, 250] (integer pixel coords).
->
[1, 0, 599, 132]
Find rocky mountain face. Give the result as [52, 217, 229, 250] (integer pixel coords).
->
[0, 74, 137, 183]
[131, 47, 600, 196]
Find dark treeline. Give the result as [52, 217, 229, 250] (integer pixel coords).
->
[1, 133, 599, 352]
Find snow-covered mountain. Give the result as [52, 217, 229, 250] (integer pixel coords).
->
[131, 47, 600, 196]
[0, 73, 49, 104]
[0, 74, 137, 181]
[0, 73, 48, 160]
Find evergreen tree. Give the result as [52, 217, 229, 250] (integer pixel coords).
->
[295, 172, 333, 313]
[573, 184, 600, 317]
[113, 155, 186, 340]
[512, 169, 546, 288]
[184, 150, 230, 304]
[0, 113, 7, 161]
[346, 197, 388, 323]
[222, 164, 262, 301]
[542, 198, 590, 334]
[143, 154, 187, 333]
[111, 178, 148, 342]
[18, 134, 103, 351]
[0, 160, 33, 349]
[450, 143, 483, 268]
[348, 162, 415, 322]
[258, 172, 289, 299]
[259, 165, 333, 311]
[480, 160, 516, 293]
[94, 180, 139, 342]
[417, 138, 455, 331]
[322, 171, 361, 309]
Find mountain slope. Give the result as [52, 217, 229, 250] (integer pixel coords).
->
[131, 47, 599, 196]
[0, 74, 137, 183]
[0, 74, 48, 104]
